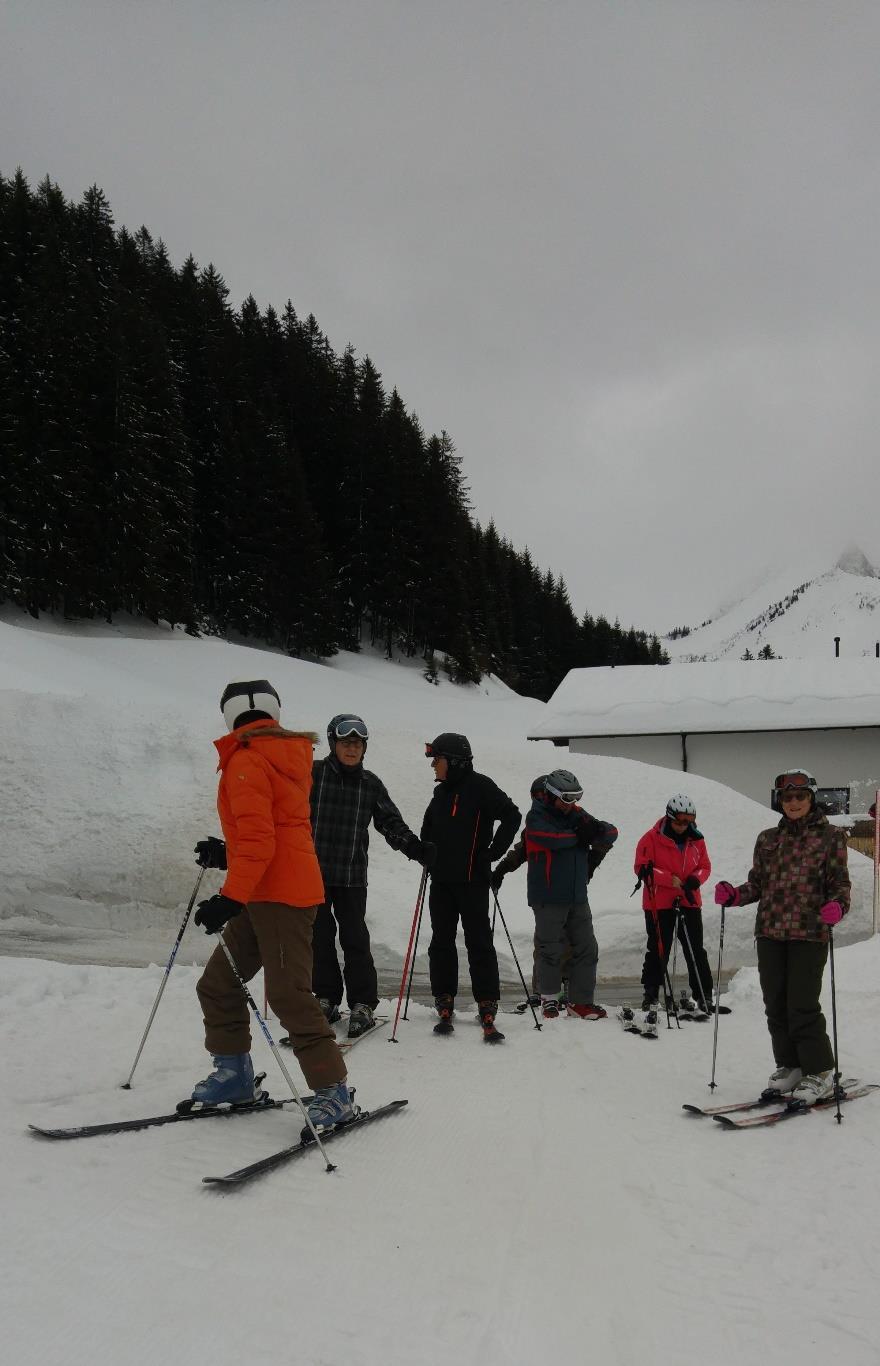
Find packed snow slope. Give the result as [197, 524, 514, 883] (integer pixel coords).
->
[4, 943, 880, 1366]
[664, 548, 880, 662]
[0, 611, 874, 974]
[3, 611, 880, 1366]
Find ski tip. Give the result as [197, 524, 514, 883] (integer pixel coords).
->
[712, 1114, 737, 1128]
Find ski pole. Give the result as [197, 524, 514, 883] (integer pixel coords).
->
[708, 905, 726, 1090]
[492, 890, 541, 1030]
[389, 867, 428, 1042]
[121, 866, 206, 1089]
[214, 932, 338, 1171]
[828, 924, 843, 1123]
[678, 910, 711, 1015]
[670, 901, 680, 1002]
[403, 869, 428, 1021]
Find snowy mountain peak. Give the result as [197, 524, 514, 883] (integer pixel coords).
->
[835, 545, 878, 578]
[664, 550, 880, 661]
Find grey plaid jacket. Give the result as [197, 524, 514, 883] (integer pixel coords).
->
[310, 755, 418, 888]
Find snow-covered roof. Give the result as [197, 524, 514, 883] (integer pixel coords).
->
[528, 660, 880, 740]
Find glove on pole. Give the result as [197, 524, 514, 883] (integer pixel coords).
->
[390, 867, 428, 1042]
[121, 866, 206, 1089]
[492, 889, 541, 1031]
[214, 932, 338, 1172]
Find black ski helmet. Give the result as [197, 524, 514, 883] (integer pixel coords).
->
[544, 769, 584, 804]
[327, 713, 369, 752]
[425, 733, 473, 771]
[531, 774, 549, 800]
[220, 679, 281, 732]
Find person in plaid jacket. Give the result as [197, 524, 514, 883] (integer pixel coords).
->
[714, 769, 850, 1106]
[311, 714, 434, 1037]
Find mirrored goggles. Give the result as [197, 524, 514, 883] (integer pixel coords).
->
[333, 719, 368, 741]
[775, 772, 811, 791]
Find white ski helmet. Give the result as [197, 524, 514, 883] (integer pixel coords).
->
[220, 679, 281, 732]
[666, 793, 696, 820]
[772, 768, 817, 811]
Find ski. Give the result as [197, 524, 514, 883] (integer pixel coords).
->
[202, 1099, 408, 1186]
[684, 1075, 862, 1118]
[617, 1004, 641, 1034]
[713, 1082, 878, 1129]
[28, 1083, 306, 1141]
[281, 1015, 389, 1051]
[482, 1024, 505, 1044]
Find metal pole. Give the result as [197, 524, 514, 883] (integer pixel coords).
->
[828, 926, 843, 1124]
[678, 911, 711, 1015]
[708, 906, 726, 1090]
[492, 890, 542, 1030]
[873, 789, 880, 937]
[389, 868, 428, 1042]
[121, 867, 206, 1088]
[403, 872, 427, 1021]
[215, 933, 338, 1170]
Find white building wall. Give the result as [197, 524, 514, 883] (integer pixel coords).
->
[570, 727, 880, 810]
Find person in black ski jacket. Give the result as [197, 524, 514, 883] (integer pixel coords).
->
[421, 733, 521, 1033]
[311, 714, 435, 1038]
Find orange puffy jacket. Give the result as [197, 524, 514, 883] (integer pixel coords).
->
[214, 720, 325, 908]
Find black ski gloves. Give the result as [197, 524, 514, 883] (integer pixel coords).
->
[194, 893, 244, 934]
[405, 835, 438, 868]
[490, 866, 505, 893]
[194, 836, 227, 871]
[682, 874, 701, 905]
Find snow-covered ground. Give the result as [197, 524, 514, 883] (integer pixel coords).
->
[3, 611, 880, 1366]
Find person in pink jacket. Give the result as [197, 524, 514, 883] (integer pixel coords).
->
[634, 793, 714, 1012]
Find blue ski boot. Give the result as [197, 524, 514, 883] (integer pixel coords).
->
[303, 1082, 357, 1137]
[191, 1053, 258, 1107]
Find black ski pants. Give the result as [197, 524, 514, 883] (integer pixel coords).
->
[311, 886, 379, 1010]
[756, 936, 834, 1075]
[428, 881, 500, 1004]
[641, 906, 714, 1006]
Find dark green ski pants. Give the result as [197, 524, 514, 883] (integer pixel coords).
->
[756, 936, 834, 1075]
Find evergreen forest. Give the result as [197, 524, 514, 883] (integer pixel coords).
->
[0, 171, 667, 700]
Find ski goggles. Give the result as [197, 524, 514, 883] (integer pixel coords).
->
[668, 811, 696, 823]
[546, 786, 583, 804]
[774, 772, 812, 792]
[332, 718, 369, 741]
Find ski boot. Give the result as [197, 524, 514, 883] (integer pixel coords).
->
[762, 1064, 802, 1100]
[478, 999, 505, 1044]
[303, 1082, 357, 1138]
[541, 995, 561, 1020]
[567, 1002, 607, 1020]
[190, 1053, 260, 1108]
[318, 997, 342, 1025]
[434, 993, 455, 1035]
[639, 1005, 659, 1039]
[617, 1004, 640, 1033]
[347, 1003, 376, 1039]
[789, 1070, 835, 1108]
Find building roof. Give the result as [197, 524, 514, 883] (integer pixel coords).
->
[528, 660, 880, 741]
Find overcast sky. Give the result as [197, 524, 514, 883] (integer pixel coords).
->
[3, 1, 879, 633]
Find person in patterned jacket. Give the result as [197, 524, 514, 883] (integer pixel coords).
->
[311, 714, 435, 1037]
[715, 769, 850, 1106]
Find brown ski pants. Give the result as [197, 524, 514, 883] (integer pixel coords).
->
[196, 901, 346, 1089]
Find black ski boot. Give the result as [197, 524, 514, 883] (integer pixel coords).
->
[434, 993, 455, 1035]
[478, 999, 505, 1044]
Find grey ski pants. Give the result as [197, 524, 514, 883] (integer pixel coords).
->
[531, 898, 598, 1004]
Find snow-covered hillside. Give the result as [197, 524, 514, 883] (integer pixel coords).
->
[664, 548, 880, 662]
[0, 610, 874, 976]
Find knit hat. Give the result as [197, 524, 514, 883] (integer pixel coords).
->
[220, 679, 281, 732]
